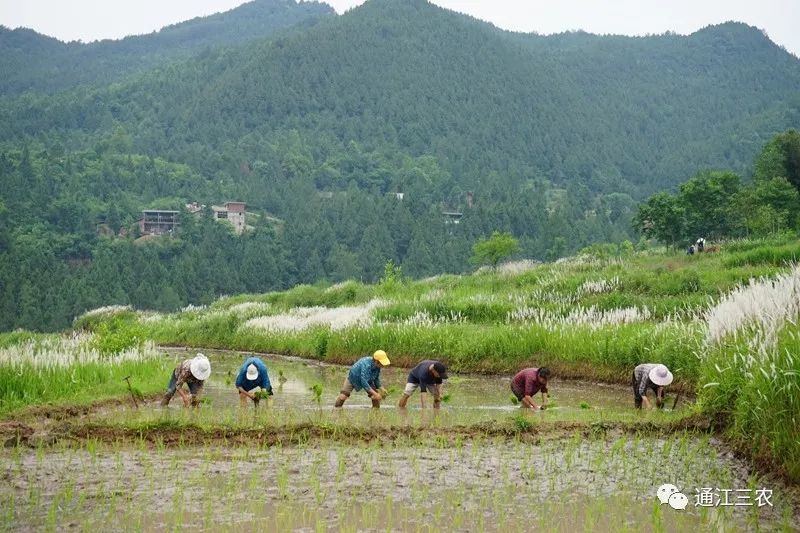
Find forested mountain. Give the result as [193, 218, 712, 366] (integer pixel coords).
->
[3, 0, 799, 194]
[0, 0, 333, 95]
[1, 0, 799, 331]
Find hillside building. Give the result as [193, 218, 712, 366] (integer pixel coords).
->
[212, 201, 247, 234]
[139, 210, 179, 235]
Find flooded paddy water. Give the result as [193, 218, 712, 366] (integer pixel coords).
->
[144, 348, 653, 425]
[2, 349, 798, 531]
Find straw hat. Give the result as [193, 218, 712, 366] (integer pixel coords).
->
[649, 364, 673, 386]
[190, 354, 211, 381]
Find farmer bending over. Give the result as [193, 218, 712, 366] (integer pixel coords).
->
[511, 367, 550, 410]
[334, 350, 390, 408]
[161, 353, 211, 407]
[235, 356, 272, 408]
[398, 360, 448, 409]
[632, 363, 673, 409]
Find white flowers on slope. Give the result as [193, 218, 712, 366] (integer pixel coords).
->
[579, 277, 620, 295]
[704, 264, 800, 347]
[81, 305, 132, 318]
[0, 334, 158, 369]
[242, 299, 386, 333]
[507, 305, 650, 330]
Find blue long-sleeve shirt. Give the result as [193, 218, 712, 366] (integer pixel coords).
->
[347, 356, 382, 392]
[235, 357, 272, 392]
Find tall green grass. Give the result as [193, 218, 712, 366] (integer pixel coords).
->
[698, 325, 800, 482]
[697, 264, 800, 482]
[0, 359, 168, 417]
[0, 333, 168, 418]
[723, 241, 800, 268]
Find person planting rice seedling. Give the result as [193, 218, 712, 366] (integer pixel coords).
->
[632, 363, 673, 409]
[160, 353, 211, 408]
[511, 367, 550, 410]
[398, 359, 448, 409]
[334, 350, 390, 408]
[235, 355, 273, 408]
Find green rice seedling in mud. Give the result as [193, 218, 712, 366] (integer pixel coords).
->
[309, 383, 324, 406]
[512, 413, 533, 432]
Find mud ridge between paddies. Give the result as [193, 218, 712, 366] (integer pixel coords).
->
[2, 412, 714, 449]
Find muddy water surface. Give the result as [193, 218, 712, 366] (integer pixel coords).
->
[1, 434, 795, 531]
[6, 349, 792, 532]
[93, 348, 683, 428]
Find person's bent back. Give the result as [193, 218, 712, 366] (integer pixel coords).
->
[235, 356, 272, 408]
[398, 359, 448, 409]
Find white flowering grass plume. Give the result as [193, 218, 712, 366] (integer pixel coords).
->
[704, 264, 800, 349]
[80, 305, 132, 318]
[0, 334, 158, 369]
[242, 299, 386, 333]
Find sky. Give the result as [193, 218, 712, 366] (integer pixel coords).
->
[1, 0, 798, 55]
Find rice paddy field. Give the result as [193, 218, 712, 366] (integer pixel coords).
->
[2, 236, 800, 530]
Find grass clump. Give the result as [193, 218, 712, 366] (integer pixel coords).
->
[512, 414, 533, 432]
[0, 335, 167, 418]
[698, 264, 800, 482]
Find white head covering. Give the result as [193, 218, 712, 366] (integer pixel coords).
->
[246, 363, 259, 381]
[189, 353, 211, 381]
[649, 364, 673, 386]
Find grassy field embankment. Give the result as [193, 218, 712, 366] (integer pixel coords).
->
[1, 236, 799, 480]
[0, 330, 168, 418]
[75, 237, 795, 382]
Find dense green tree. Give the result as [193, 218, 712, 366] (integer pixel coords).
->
[678, 170, 742, 239]
[633, 192, 686, 249]
[327, 244, 360, 282]
[753, 129, 800, 192]
[1, 2, 799, 331]
[635, 130, 800, 246]
[470, 231, 520, 269]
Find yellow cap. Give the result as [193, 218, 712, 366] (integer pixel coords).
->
[373, 350, 390, 366]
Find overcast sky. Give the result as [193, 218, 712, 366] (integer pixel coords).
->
[1, 0, 798, 56]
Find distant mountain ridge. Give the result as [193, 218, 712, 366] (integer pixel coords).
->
[3, 1, 797, 196]
[0, 0, 334, 95]
[1, 0, 799, 332]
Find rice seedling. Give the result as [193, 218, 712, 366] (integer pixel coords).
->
[512, 414, 533, 432]
[309, 383, 323, 406]
[253, 390, 272, 401]
[2, 240, 800, 531]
